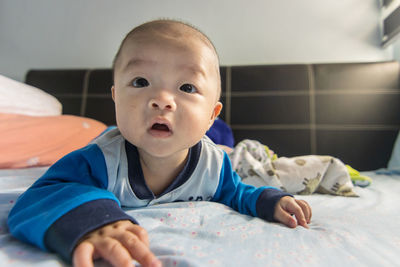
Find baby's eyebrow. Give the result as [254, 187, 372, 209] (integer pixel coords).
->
[180, 64, 207, 78]
[122, 58, 207, 78]
[122, 58, 155, 71]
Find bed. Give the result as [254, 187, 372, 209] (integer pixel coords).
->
[1, 169, 400, 266]
[1, 61, 400, 266]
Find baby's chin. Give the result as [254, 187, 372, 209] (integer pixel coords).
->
[138, 146, 190, 160]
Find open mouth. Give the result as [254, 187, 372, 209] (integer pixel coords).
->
[151, 123, 170, 132]
[148, 120, 173, 138]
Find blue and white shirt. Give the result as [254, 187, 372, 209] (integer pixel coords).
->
[8, 128, 290, 262]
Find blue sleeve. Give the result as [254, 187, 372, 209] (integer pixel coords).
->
[212, 152, 292, 221]
[7, 144, 135, 261]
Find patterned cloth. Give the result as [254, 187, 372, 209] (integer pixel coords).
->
[229, 139, 358, 197]
[2, 170, 400, 267]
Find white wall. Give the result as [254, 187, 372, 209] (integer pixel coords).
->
[0, 0, 392, 82]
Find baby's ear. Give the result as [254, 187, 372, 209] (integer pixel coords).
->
[111, 86, 116, 101]
[209, 101, 223, 127]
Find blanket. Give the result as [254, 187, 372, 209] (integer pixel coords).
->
[1, 168, 400, 266]
[229, 139, 359, 197]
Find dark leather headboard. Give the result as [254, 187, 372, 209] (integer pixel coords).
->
[26, 61, 400, 171]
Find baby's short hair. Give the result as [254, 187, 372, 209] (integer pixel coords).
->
[112, 19, 219, 72]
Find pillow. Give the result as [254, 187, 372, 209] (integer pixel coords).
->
[388, 131, 400, 170]
[0, 113, 107, 169]
[0, 74, 62, 116]
[206, 117, 235, 148]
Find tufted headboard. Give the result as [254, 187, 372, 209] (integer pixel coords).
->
[26, 61, 400, 171]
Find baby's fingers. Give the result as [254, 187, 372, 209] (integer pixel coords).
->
[73, 241, 97, 267]
[296, 199, 312, 223]
[274, 196, 309, 229]
[95, 237, 135, 267]
[285, 200, 309, 229]
[274, 204, 298, 228]
[126, 222, 150, 247]
[118, 232, 161, 267]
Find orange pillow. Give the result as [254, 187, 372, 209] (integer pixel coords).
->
[0, 113, 107, 169]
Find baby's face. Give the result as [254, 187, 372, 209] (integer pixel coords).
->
[112, 31, 222, 159]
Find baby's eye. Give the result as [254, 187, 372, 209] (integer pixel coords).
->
[131, 77, 149, 88]
[179, 84, 197, 93]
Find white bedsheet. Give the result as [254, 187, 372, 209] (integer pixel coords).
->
[0, 168, 399, 267]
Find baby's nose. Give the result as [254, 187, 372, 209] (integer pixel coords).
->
[149, 92, 176, 111]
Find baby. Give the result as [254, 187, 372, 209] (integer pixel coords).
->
[8, 20, 312, 267]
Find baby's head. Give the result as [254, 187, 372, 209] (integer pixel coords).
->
[111, 20, 223, 158]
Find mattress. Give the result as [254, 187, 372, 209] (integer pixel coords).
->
[1, 168, 399, 266]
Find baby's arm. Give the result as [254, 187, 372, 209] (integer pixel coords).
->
[213, 152, 312, 227]
[73, 220, 161, 267]
[7, 145, 154, 265]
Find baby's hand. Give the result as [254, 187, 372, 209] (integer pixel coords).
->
[73, 220, 162, 267]
[273, 196, 312, 229]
